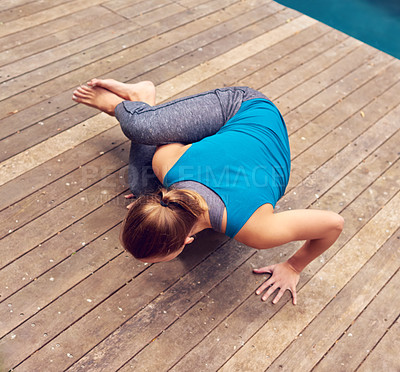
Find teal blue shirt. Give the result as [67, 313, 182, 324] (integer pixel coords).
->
[164, 99, 291, 238]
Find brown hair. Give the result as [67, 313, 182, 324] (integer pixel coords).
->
[120, 188, 207, 259]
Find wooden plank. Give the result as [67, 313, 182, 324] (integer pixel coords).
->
[1, 230, 227, 369]
[276, 48, 393, 123]
[0, 140, 129, 238]
[281, 56, 398, 194]
[127, 2, 186, 27]
[102, 0, 151, 13]
[0, 125, 126, 211]
[269, 42, 374, 110]
[0, 0, 37, 13]
[156, 15, 317, 102]
[0, 6, 117, 56]
[0, 0, 70, 23]
[0, 147, 130, 298]
[0, 1, 283, 163]
[281, 56, 397, 136]
[288, 64, 400, 188]
[0, 0, 107, 38]
[117, 0, 174, 19]
[0, 2, 184, 102]
[0, 0, 255, 107]
[312, 147, 400, 270]
[0, 0, 242, 140]
[170, 25, 340, 100]
[0, 164, 128, 270]
[312, 131, 400, 215]
[104, 0, 283, 98]
[356, 319, 400, 372]
[269, 43, 386, 125]
[0, 10, 127, 82]
[303, 140, 400, 286]
[176, 0, 215, 8]
[15, 234, 230, 371]
[0, 0, 270, 103]
[117, 253, 275, 372]
[142, 2, 289, 97]
[313, 268, 400, 371]
[279, 103, 400, 212]
[0, 202, 127, 336]
[0, 227, 130, 369]
[266, 231, 400, 371]
[244, 34, 359, 98]
[0, 0, 253, 200]
[0, 113, 117, 186]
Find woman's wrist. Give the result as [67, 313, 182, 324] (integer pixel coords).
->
[286, 240, 311, 273]
[286, 258, 303, 274]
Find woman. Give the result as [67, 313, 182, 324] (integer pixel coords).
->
[73, 79, 344, 305]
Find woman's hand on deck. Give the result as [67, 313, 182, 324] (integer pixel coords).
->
[253, 261, 300, 305]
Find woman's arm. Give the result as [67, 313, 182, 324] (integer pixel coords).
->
[235, 208, 344, 304]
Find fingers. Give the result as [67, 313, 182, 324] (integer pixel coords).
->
[253, 263, 299, 305]
[261, 283, 280, 302]
[255, 278, 274, 296]
[291, 289, 297, 305]
[256, 282, 296, 305]
[253, 266, 273, 274]
[272, 288, 286, 304]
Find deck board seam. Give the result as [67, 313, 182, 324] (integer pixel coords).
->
[355, 313, 400, 371]
[0, 0, 276, 103]
[311, 264, 400, 371]
[0, 0, 264, 127]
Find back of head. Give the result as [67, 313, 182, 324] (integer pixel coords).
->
[120, 188, 206, 260]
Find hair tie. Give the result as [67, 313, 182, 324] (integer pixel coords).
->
[160, 200, 169, 207]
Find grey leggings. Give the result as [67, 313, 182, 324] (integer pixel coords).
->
[114, 86, 268, 195]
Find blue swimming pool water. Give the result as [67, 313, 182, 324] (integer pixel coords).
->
[275, 0, 400, 59]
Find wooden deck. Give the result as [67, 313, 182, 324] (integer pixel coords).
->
[1, 0, 399, 371]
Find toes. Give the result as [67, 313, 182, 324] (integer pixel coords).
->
[73, 88, 86, 99]
[87, 78, 99, 87]
[80, 85, 93, 93]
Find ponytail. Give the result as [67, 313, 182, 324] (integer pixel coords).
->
[120, 188, 206, 259]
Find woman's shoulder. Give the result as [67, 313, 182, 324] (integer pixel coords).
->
[152, 143, 192, 183]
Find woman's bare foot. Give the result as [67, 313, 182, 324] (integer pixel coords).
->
[72, 85, 124, 116]
[87, 78, 156, 105]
